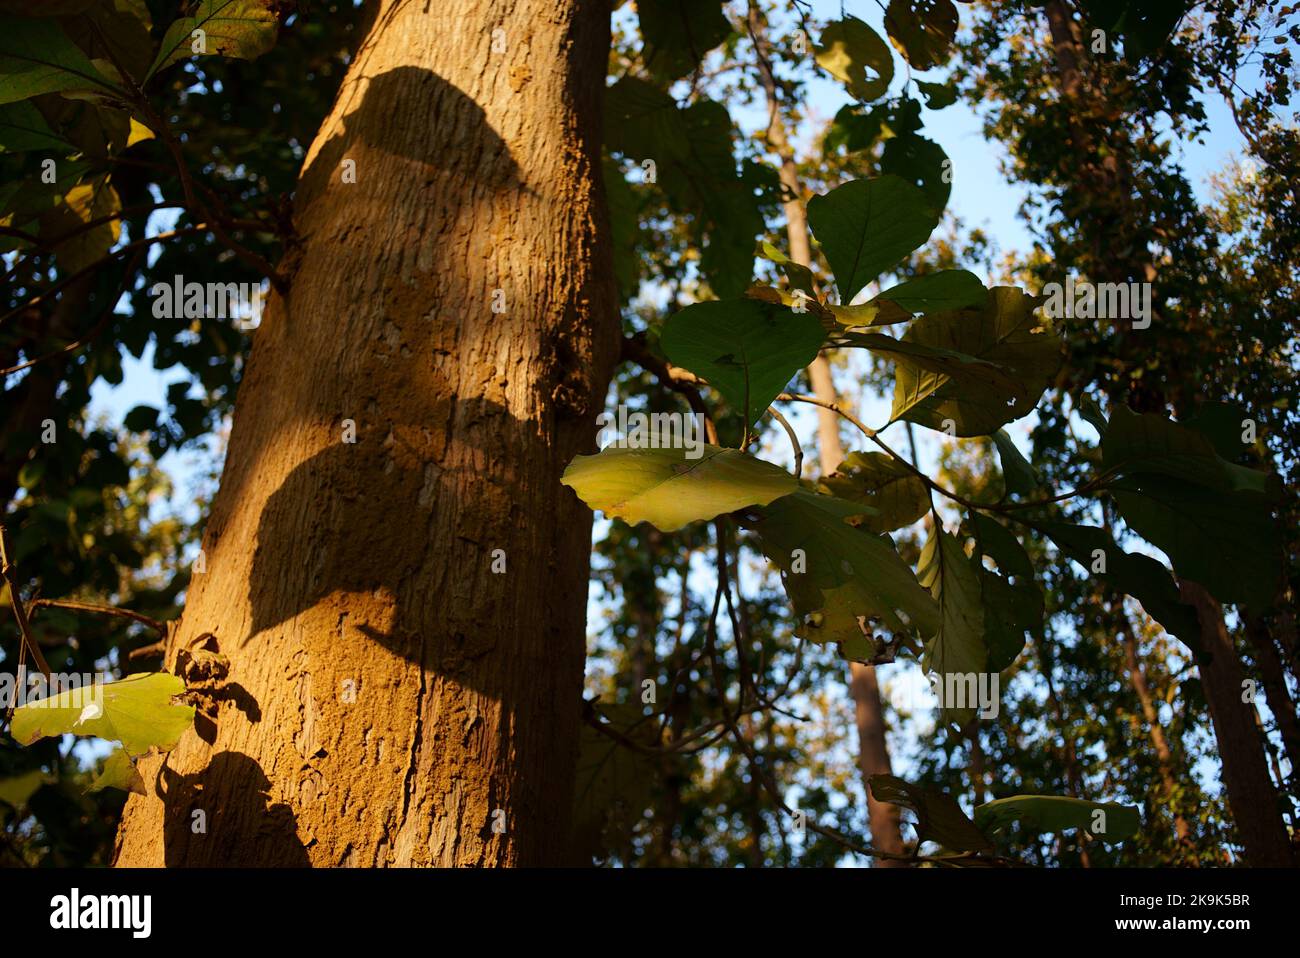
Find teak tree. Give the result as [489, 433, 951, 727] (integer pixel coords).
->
[0, 0, 1295, 867]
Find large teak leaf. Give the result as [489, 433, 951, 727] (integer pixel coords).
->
[660, 298, 826, 426]
[807, 175, 940, 304]
[561, 445, 797, 532]
[10, 671, 194, 756]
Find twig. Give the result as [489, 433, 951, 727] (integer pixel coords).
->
[0, 526, 51, 680]
[29, 599, 165, 634]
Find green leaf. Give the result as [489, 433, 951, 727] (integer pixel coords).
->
[916, 79, 958, 109]
[849, 331, 1026, 405]
[918, 526, 987, 725]
[750, 490, 941, 648]
[0, 769, 50, 808]
[1102, 405, 1274, 496]
[807, 175, 940, 303]
[86, 745, 145, 794]
[1183, 400, 1252, 460]
[602, 154, 642, 300]
[572, 702, 661, 860]
[884, 0, 958, 70]
[660, 298, 825, 426]
[992, 429, 1038, 496]
[38, 172, 121, 273]
[893, 287, 1062, 437]
[966, 513, 1040, 670]
[872, 269, 986, 316]
[561, 444, 797, 532]
[1034, 519, 1202, 654]
[1109, 474, 1282, 611]
[636, 0, 732, 83]
[0, 101, 72, 153]
[880, 132, 951, 216]
[869, 774, 994, 853]
[146, 0, 279, 81]
[604, 78, 767, 297]
[1099, 406, 1283, 609]
[62, 0, 154, 85]
[0, 15, 119, 106]
[814, 16, 894, 103]
[10, 671, 195, 756]
[819, 451, 929, 533]
[974, 795, 1140, 843]
[760, 240, 815, 296]
[967, 512, 1033, 580]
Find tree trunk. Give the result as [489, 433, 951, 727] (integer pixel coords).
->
[1120, 625, 1193, 850]
[114, 0, 617, 866]
[1182, 582, 1295, 865]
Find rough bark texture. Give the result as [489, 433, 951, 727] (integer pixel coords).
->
[114, 0, 618, 866]
[1183, 583, 1295, 865]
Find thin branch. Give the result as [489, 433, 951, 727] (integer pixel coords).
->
[29, 598, 165, 634]
[0, 525, 51, 680]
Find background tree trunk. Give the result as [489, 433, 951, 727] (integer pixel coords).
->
[114, 0, 617, 866]
[746, 2, 907, 864]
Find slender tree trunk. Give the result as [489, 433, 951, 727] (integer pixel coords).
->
[746, 1, 906, 865]
[1245, 614, 1300, 788]
[1182, 583, 1295, 864]
[114, 0, 617, 866]
[1120, 626, 1193, 849]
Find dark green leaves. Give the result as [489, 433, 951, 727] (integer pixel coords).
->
[881, 132, 951, 215]
[884, 0, 959, 70]
[815, 16, 894, 103]
[807, 175, 940, 303]
[871, 776, 1141, 852]
[869, 774, 994, 853]
[917, 526, 988, 725]
[873, 269, 986, 316]
[974, 795, 1141, 843]
[604, 77, 770, 297]
[1101, 406, 1283, 610]
[660, 298, 825, 426]
[992, 429, 1038, 496]
[561, 445, 797, 532]
[636, 0, 732, 82]
[1035, 519, 1201, 653]
[891, 287, 1063, 436]
[0, 15, 119, 105]
[147, 0, 280, 81]
[750, 490, 941, 650]
[819, 451, 929, 533]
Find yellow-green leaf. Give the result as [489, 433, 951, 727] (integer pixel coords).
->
[10, 671, 194, 756]
[562, 444, 797, 532]
[86, 746, 146, 795]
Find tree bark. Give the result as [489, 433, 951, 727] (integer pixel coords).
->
[1182, 582, 1295, 865]
[114, 0, 617, 866]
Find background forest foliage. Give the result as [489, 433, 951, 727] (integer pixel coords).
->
[1, 0, 1297, 867]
